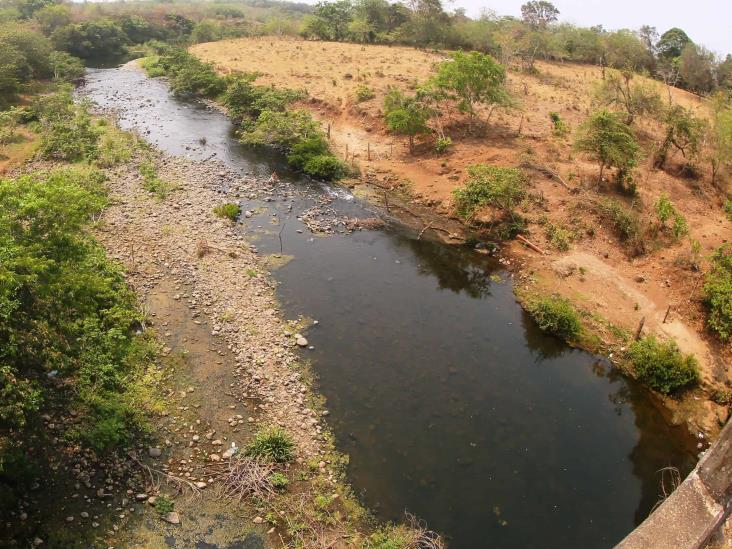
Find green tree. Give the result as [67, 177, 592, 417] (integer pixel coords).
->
[383, 88, 429, 153]
[678, 43, 715, 94]
[520, 1, 559, 29]
[433, 51, 511, 128]
[48, 51, 84, 82]
[574, 110, 641, 184]
[453, 164, 527, 219]
[52, 21, 129, 60]
[312, 0, 353, 40]
[657, 27, 692, 60]
[654, 105, 705, 170]
[34, 3, 69, 34]
[709, 94, 732, 186]
[604, 29, 653, 72]
[12, 0, 58, 19]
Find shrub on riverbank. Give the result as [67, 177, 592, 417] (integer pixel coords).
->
[213, 202, 241, 220]
[704, 245, 732, 342]
[245, 427, 295, 463]
[453, 165, 527, 220]
[628, 336, 699, 394]
[525, 295, 582, 340]
[222, 74, 303, 120]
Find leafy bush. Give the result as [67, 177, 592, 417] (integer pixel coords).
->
[213, 203, 241, 220]
[0, 107, 23, 146]
[453, 165, 527, 220]
[154, 495, 174, 514]
[434, 136, 452, 153]
[549, 112, 569, 137]
[240, 109, 321, 149]
[303, 154, 347, 180]
[245, 427, 295, 463]
[526, 295, 582, 340]
[354, 84, 375, 103]
[545, 223, 573, 251]
[724, 200, 732, 221]
[48, 51, 84, 82]
[269, 472, 289, 490]
[36, 92, 101, 161]
[654, 194, 688, 239]
[153, 49, 225, 98]
[96, 126, 136, 168]
[286, 134, 329, 169]
[223, 74, 303, 120]
[704, 245, 732, 341]
[628, 336, 699, 394]
[654, 105, 706, 170]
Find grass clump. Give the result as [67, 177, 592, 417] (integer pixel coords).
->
[96, 126, 136, 168]
[545, 223, 574, 251]
[213, 203, 241, 221]
[453, 165, 527, 220]
[434, 136, 452, 153]
[704, 245, 732, 342]
[628, 336, 699, 394]
[549, 112, 569, 138]
[526, 295, 582, 340]
[245, 427, 295, 463]
[354, 84, 375, 103]
[596, 198, 646, 255]
[655, 193, 688, 239]
[139, 160, 172, 199]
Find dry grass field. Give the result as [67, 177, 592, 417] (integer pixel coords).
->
[192, 37, 732, 431]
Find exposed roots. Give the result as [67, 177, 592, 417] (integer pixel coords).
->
[652, 466, 682, 512]
[404, 512, 446, 549]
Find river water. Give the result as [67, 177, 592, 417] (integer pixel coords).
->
[82, 66, 697, 548]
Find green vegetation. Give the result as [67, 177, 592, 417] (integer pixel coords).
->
[139, 160, 172, 199]
[545, 223, 574, 251]
[526, 295, 582, 340]
[383, 88, 430, 153]
[154, 494, 174, 515]
[354, 84, 375, 103]
[213, 202, 241, 221]
[245, 426, 295, 463]
[269, 471, 289, 490]
[724, 200, 732, 221]
[549, 112, 569, 138]
[434, 136, 452, 153]
[628, 336, 699, 394]
[0, 165, 159, 494]
[574, 109, 641, 187]
[654, 105, 705, 171]
[595, 70, 661, 125]
[704, 245, 732, 342]
[654, 194, 688, 239]
[222, 73, 303, 120]
[432, 51, 511, 125]
[453, 164, 527, 220]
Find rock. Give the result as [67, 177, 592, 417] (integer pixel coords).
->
[135, 493, 149, 502]
[210, 454, 221, 462]
[195, 481, 207, 489]
[148, 447, 162, 458]
[222, 446, 237, 459]
[147, 496, 157, 505]
[295, 336, 308, 347]
[80, 512, 89, 519]
[253, 516, 264, 524]
[162, 511, 180, 525]
[211, 439, 223, 446]
[33, 538, 43, 547]
[66, 516, 74, 523]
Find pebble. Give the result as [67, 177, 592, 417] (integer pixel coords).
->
[162, 511, 180, 525]
[253, 516, 264, 524]
[148, 447, 162, 458]
[295, 336, 308, 347]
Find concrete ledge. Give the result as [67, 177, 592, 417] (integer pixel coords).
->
[616, 421, 732, 549]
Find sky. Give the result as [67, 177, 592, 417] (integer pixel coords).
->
[446, 0, 732, 56]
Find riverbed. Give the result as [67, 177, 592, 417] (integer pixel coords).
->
[82, 65, 696, 548]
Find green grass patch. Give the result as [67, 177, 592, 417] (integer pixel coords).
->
[213, 203, 241, 221]
[704, 245, 732, 342]
[245, 426, 295, 463]
[526, 295, 582, 340]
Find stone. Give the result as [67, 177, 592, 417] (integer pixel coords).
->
[148, 447, 162, 458]
[210, 454, 221, 462]
[162, 511, 180, 525]
[222, 446, 237, 459]
[253, 516, 264, 524]
[295, 336, 308, 347]
[135, 493, 149, 502]
[195, 481, 207, 489]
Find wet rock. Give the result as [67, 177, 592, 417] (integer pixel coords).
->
[148, 447, 162, 458]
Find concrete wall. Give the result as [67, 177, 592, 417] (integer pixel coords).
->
[616, 420, 732, 549]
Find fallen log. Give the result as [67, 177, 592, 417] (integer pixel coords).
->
[516, 234, 547, 255]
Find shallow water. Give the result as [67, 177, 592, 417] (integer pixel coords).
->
[82, 67, 696, 548]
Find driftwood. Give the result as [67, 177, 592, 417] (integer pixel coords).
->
[520, 160, 571, 190]
[516, 234, 547, 255]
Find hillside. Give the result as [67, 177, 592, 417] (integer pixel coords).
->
[193, 36, 732, 433]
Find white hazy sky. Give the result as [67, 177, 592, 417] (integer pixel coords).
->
[444, 0, 731, 56]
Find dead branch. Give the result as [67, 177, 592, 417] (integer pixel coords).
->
[516, 234, 547, 255]
[520, 160, 572, 190]
[127, 452, 201, 495]
[203, 456, 275, 503]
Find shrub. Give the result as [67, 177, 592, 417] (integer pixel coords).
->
[303, 154, 347, 180]
[545, 223, 573, 251]
[596, 198, 646, 254]
[628, 336, 699, 394]
[269, 472, 289, 490]
[704, 245, 732, 341]
[452, 165, 527, 220]
[724, 200, 732, 221]
[286, 134, 329, 170]
[434, 136, 452, 153]
[0, 107, 23, 146]
[654, 105, 706, 170]
[526, 295, 582, 340]
[354, 84, 375, 103]
[655, 194, 688, 239]
[154, 495, 174, 514]
[239, 109, 320, 149]
[36, 94, 101, 161]
[245, 427, 295, 463]
[549, 112, 569, 137]
[213, 203, 241, 221]
[96, 126, 136, 168]
[383, 88, 430, 153]
[223, 75, 303, 120]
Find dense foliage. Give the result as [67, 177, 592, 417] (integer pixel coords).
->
[704, 245, 732, 342]
[453, 164, 527, 220]
[628, 336, 699, 394]
[526, 295, 582, 340]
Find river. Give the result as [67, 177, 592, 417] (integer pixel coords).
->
[81, 65, 696, 548]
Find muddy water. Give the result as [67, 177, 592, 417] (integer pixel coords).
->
[82, 67, 697, 549]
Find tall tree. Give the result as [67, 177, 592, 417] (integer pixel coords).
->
[313, 0, 354, 40]
[520, 1, 559, 29]
[678, 43, 715, 94]
[433, 51, 511, 128]
[657, 27, 692, 60]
